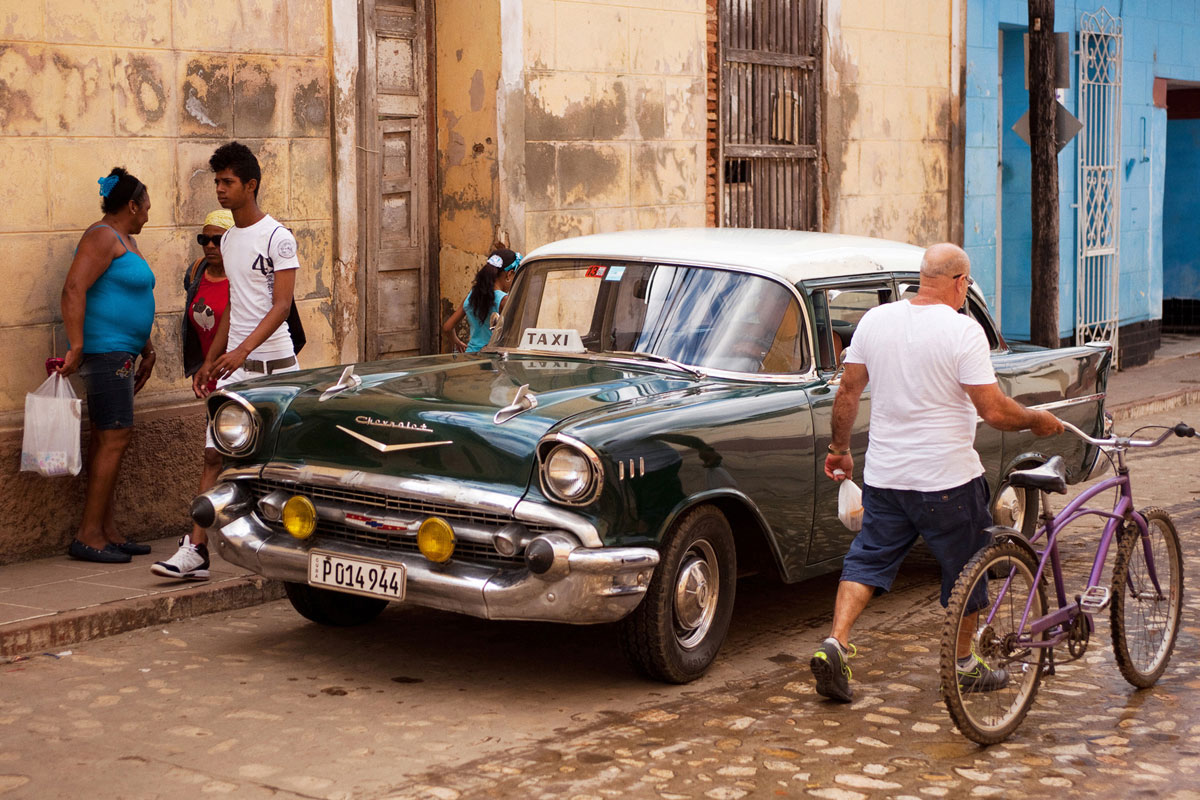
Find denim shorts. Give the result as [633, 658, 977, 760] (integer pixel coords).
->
[840, 475, 993, 610]
[79, 351, 137, 430]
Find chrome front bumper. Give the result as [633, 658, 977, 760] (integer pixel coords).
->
[200, 484, 659, 624]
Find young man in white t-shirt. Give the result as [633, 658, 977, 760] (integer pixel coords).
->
[152, 141, 302, 581]
[809, 243, 1063, 703]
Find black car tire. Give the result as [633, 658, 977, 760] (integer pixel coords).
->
[284, 582, 389, 627]
[619, 505, 737, 684]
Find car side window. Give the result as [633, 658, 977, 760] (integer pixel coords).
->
[898, 284, 1003, 351]
[813, 284, 893, 370]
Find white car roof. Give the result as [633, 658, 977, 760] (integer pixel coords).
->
[524, 228, 927, 284]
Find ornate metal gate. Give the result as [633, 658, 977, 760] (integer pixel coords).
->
[1076, 7, 1122, 360]
[717, 0, 821, 229]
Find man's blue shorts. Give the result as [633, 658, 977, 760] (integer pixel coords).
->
[840, 474, 992, 608]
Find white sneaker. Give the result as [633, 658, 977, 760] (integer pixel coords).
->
[151, 535, 211, 580]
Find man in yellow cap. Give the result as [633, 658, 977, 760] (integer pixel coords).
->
[151, 209, 234, 580]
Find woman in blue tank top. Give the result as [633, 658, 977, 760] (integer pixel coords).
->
[57, 167, 157, 564]
[441, 248, 520, 353]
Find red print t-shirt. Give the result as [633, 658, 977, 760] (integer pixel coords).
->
[190, 273, 230, 391]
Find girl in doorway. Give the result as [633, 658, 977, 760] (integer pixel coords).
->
[443, 248, 520, 353]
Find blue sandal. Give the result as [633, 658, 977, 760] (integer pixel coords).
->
[112, 539, 151, 556]
[67, 540, 132, 564]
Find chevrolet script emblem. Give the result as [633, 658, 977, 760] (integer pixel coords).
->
[355, 415, 433, 433]
[336, 424, 452, 453]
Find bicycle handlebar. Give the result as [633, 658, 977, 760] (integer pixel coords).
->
[1059, 418, 1196, 449]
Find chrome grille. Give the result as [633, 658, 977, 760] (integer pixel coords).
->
[259, 518, 524, 566]
[246, 478, 538, 567]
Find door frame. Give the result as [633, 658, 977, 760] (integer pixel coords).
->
[357, 0, 440, 359]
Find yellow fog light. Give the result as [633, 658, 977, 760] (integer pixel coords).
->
[282, 495, 317, 539]
[418, 517, 455, 563]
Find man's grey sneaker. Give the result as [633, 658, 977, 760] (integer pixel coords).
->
[810, 637, 855, 702]
[151, 535, 211, 580]
[957, 653, 1009, 692]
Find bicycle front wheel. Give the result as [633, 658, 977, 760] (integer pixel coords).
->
[940, 542, 1047, 745]
[1111, 507, 1184, 688]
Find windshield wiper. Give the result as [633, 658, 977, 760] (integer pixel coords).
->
[610, 350, 706, 380]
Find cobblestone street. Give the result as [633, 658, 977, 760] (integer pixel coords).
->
[2, 407, 1199, 799]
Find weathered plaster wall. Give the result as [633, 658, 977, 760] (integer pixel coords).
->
[516, 0, 709, 252]
[435, 0, 502, 347]
[0, 0, 342, 562]
[0, 0, 339, 424]
[823, 0, 954, 245]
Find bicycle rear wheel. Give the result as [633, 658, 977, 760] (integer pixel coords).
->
[1111, 507, 1183, 688]
[940, 542, 1047, 745]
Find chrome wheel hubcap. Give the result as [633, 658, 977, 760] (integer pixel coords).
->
[673, 540, 719, 649]
[993, 484, 1025, 529]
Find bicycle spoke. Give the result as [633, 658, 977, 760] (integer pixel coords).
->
[1110, 509, 1183, 688]
[940, 542, 1046, 745]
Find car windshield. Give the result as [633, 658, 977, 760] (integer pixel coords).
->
[491, 259, 810, 375]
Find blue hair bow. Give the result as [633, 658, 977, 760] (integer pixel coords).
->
[505, 252, 523, 272]
[98, 175, 119, 197]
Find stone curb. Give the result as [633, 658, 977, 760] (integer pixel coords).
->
[1109, 389, 1200, 422]
[0, 576, 285, 658]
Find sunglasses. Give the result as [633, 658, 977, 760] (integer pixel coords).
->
[952, 272, 975, 287]
[196, 233, 223, 247]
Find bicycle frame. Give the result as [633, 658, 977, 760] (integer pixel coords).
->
[985, 467, 1152, 650]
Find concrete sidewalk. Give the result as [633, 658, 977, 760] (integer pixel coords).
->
[3, 336, 1198, 659]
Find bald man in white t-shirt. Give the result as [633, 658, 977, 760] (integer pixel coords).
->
[809, 243, 1063, 703]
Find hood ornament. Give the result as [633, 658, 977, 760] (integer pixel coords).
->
[494, 384, 538, 424]
[319, 365, 363, 402]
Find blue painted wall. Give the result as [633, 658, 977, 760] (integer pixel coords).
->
[999, 27, 1032, 338]
[965, 0, 1200, 341]
[1163, 118, 1200, 299]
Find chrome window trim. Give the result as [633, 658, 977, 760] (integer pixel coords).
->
[250, 462, 602, 547]
[208, 390, 262, 457]
[489, 258, 819, 385]
[537, 434, 606, 506]
[1029, 393, 1107, 412]
[973, 393, 1107, 426]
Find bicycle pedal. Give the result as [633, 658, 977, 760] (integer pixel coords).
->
[1079, 585, 1111, 613]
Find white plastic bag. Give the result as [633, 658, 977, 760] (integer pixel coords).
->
[20, 373, 82, 477]
[836, 472, 863, 531]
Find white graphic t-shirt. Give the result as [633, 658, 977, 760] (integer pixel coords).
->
[843, 300, 996, 492]
[219, 214, 299, 360]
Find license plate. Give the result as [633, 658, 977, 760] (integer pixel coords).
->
[309, 551, 406, 601]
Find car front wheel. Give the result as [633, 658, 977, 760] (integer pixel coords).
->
[619, 505, 737, 683]
[284, 582, 389, 627]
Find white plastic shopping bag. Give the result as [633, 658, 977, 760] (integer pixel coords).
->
[835, 471, 864, 531]
[20, 373, 82, 477]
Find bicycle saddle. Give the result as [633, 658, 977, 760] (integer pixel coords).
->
[1007, 455, 1068, 495]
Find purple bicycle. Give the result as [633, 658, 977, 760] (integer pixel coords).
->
[939, 418, 1193, 744]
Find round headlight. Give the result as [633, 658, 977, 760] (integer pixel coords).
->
[282, 495, 317, 539]
[213, 402, 254, 453]
[544, 444, 596, 502]
[418, 517, 456, 563]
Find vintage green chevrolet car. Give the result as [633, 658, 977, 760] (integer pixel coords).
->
[194, 229, 1111, 683]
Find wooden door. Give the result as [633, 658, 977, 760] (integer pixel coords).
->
[361, 0, 436, 359]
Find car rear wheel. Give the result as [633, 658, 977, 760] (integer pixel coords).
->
[619, 505, 737, 684]
[991, 475, 1040, 538]
[284, 582, 389, 627]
